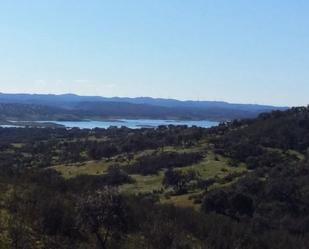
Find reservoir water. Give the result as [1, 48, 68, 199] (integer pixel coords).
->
[39, 119, 219, 129]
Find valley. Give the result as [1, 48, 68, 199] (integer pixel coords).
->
[0, 107, 309, 248]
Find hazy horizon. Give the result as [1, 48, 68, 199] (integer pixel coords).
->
[0, 1, 308, 106]
[0, 91, 293, 107]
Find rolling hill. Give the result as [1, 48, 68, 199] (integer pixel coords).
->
[0, 93, 287, 122]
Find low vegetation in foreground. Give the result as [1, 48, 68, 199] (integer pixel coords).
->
[1, 107, 309, 248]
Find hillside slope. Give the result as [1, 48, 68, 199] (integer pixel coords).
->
[0, 107, 309, 248]
[0, 93, 286, 121]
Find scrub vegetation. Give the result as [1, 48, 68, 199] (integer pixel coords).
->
[1, 107, 309, 248]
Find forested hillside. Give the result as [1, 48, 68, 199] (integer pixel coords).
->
[0, 93, 286, 122]
[0, 107, 308, 249]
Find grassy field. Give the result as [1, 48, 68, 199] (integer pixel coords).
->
[52, 160, 110, 178]
[52, 144, 247, 208]
[120, 172, 165, 193]
[161, 192, 201, 209]
[180, 152, 246, 179]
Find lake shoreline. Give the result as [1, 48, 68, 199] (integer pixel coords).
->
[1, 119, 219, 129]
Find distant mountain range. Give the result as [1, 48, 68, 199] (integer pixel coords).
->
[0, 93, 288, 123]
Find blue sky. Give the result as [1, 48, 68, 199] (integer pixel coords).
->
[0, 0, 308, 106]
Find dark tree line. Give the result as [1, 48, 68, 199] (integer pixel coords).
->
[0, 125, 206, 169]
[125, 151, 204, 175]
